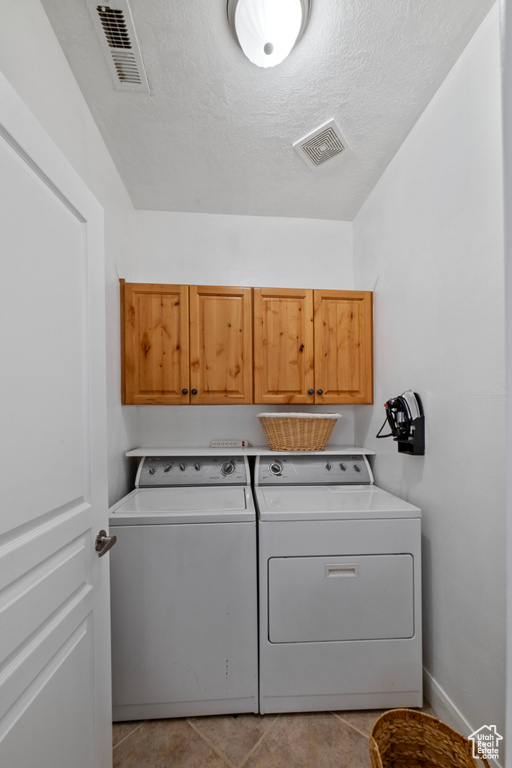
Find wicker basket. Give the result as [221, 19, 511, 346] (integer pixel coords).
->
[369, 709, 490, 768]
[258, 413, 341, 452]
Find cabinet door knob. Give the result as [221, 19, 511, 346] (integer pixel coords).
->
[191, 389, 198, 395]
[182, 388, 188, 395]
[317, 389, 323, 395]
[308, 389, 314, 395]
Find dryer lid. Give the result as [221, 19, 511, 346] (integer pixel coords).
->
[255, 485, 421, 521]
[109, 486, 255, 525]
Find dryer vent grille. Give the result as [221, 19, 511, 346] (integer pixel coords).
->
[87, 1, 149, 92]
[293, 120, 349, 170]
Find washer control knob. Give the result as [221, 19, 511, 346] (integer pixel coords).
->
[325, 463, 332, 471]
[149, 467, 156, 475]
[354, 464, 361, 473]
[339, 462, 346, 471]
[221, 460, 236, 476]
[179, 463, 187, 471]
[164, 464, 172, 472]
[269, 461, 283, 476]
[194, 463, 202, 471]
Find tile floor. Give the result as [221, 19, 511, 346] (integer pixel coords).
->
[112, 704, 434, 768]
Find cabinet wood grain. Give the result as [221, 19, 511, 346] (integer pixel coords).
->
[314, 289, 373, 404]
[121, 282, 372, 406]
[121, 281, 189, 404]
[189, 285, 253, 404]
[253, 287, 314, 404]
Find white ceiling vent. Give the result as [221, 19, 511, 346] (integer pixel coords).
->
[293, 119, 349, 170]
[87, 1, 149, 92]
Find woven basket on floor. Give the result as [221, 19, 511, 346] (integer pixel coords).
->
[258, 413, 341, 451]
[369, 709, 490, 768]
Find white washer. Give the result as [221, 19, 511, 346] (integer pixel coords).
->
[254, 454, 422, 714]
[109, 455, 258, 721]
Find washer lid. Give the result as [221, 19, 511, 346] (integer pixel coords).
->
[109, 487, 255, 525]
[255, 485, 421, 521]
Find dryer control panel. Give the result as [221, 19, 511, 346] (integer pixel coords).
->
[255, 454, 373, 485]
[136, 456, 249, 487]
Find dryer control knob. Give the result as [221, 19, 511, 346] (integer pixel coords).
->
[325, 463, 332, 471]
[339, 462, 346, 471]
[354, 464, 361, 473]
[149, 467, 156, 475]
[179, 463, 187, 471]
[269, 461, 283, 476]
[194, 463, 202, 471]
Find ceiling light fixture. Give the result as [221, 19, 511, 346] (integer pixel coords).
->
[227, 0, 311, 68]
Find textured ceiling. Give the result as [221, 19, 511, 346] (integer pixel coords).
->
[40, 0, 495, 220]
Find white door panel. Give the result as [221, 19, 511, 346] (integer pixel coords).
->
[0, 127, 86, 528]
[1, 620, 95, 768]
[0, 73, 111, 767]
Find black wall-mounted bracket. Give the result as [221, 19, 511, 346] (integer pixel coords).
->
[395, 414, 425, 456]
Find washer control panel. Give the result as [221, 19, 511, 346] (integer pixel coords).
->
[256, 455, 373, 485]
[137, 456, 249, 487]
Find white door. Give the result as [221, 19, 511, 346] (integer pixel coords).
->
[0, 74, 112, 767]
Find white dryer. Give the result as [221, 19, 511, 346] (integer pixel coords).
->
[254, 454, 422, 714]
[109, 455, 258, 721]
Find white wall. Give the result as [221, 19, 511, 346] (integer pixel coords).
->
[0, 0, 138, 505]
[499, 0, 512, 754]
[124, 211, 356, 454]
[353, 5, 505, 744]
[127, 211, 352, 288]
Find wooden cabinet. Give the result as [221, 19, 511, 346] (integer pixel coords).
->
[122, 281, 372, 406]
[313, 290, 373, 404]
[121, 281, 252, 405]
[253, 287, 314, 404]
[254, 288, 372, 405]
[189, 285, 253, 404]
[121, 281, 189, 405]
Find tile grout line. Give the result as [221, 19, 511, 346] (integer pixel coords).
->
[330, 711, 372, 740]
[236, 714, 281, 768]
[331, 704, 434, 741]
[112, 720, 147, 752]
[186, 718, 238, 768]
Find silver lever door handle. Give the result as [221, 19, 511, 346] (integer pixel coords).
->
[95, 529, 117, 558]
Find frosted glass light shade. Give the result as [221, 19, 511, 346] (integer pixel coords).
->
[227, 0, 310, 68]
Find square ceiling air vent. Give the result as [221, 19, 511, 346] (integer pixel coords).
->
[87, 1, 149, 92]
[293, 119, 349, 170]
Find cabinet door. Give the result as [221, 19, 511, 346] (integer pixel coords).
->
[121, 281, 189, 404]
[254, 288, 314, 404]
[189, 285, 253, 404]
[314, 290, 373, 404]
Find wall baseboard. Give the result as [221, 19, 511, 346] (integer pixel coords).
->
[423, 668, 504, 768]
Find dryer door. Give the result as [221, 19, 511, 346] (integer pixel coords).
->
[268, 554, 414, 643]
